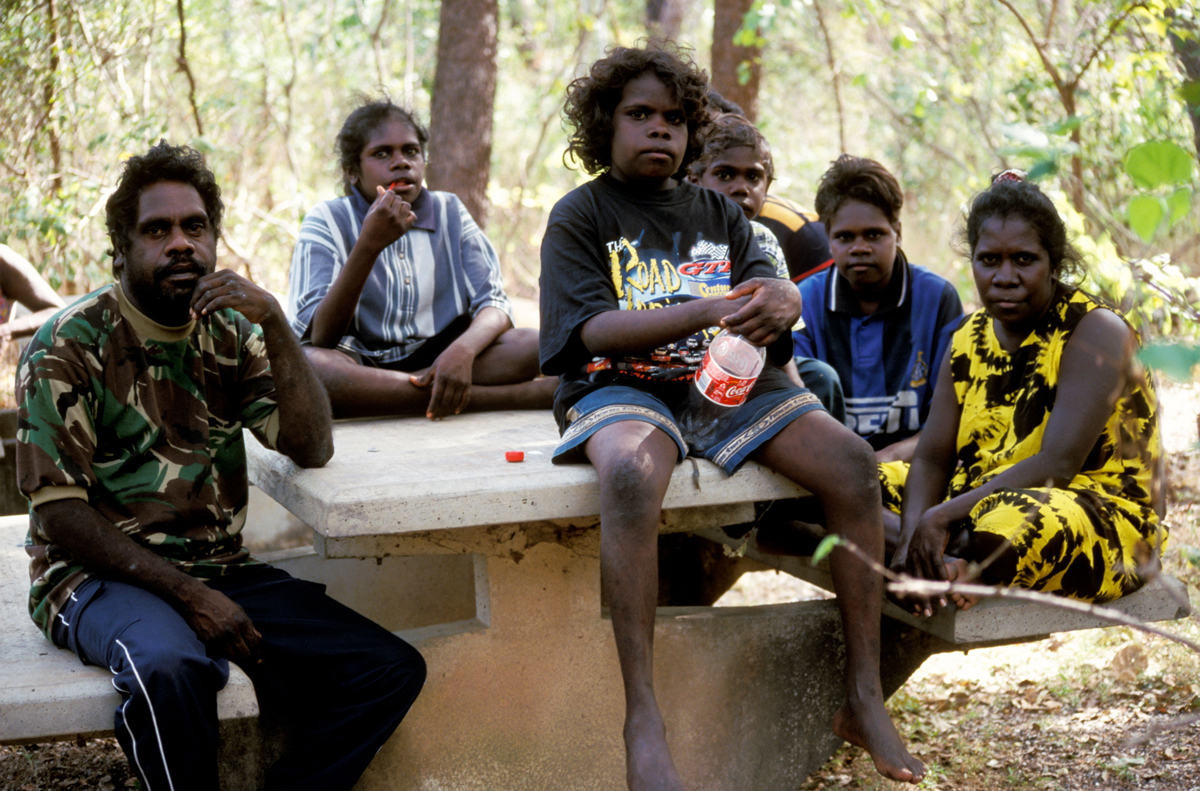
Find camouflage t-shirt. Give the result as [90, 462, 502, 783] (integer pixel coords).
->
[17, 283, 282, 637]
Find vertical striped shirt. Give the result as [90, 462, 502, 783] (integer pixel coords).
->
[287, 187, 511, 365]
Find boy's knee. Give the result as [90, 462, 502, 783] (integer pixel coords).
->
[819, 434, 880, 502]
[606, 453, 659, 495]
[599, 453, 668, 525]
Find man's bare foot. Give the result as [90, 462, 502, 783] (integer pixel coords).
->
[945, 557, 981, 610]
[624, 709, 687, 791]
[833, 696, 926, 784]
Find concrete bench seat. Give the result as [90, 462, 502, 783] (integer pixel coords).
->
[0, 514, 486, 748]
[0, 515, 259, 746]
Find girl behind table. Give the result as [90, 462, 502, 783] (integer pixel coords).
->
[286, 100, 555, 420]
[888, 171, 1165, 613]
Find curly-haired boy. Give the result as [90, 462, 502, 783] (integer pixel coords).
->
[539, 43, 925, 790]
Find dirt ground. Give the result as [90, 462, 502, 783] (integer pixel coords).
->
[3, 383, 1200, 790]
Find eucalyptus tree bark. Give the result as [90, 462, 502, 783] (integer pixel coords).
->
[427, 0, 499, 229]
[646, 0, 686, 40]
[1167, 9, 1200, 161]
[711, 0, 760, 121]
[44, 0, 62, 194]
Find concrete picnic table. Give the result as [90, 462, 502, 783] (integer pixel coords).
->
[246, 409, 1191, 791]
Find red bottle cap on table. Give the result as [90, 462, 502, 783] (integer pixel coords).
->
[505, 451, 524, 463]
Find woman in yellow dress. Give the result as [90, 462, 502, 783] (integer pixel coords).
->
[885, 172, 1165, 615]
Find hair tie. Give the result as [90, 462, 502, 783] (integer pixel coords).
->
[993, 168, 1026, 184]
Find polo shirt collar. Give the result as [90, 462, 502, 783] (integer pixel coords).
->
[829, 249, 911, 317]
[349, 185, 437, 232]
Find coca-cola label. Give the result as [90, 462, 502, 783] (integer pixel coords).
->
[695, 354, 755, 406]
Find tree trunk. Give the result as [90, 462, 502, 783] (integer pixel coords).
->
[427, 0, 499, 229]
[1168, 10, 1200, 161]
[646, 0, 688, 40]
[44, 0, 62, 194]
[711, 0, 761, 121]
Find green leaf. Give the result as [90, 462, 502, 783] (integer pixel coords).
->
[812, 534, 843, 564]
[999, 123, 1050, 148]
[1176, 80, 1200, 107]
[1168, 187, 1193, 228]
[1046, 116, 1083, 136]
[1026, 159, 1058, 181]
[736, 60, 753, 87]
[1138, 341, 1200, 380]
[1125, 141, 1194, 189]
[1128, 195, 1165, 242]
[890, 32, 914, 51]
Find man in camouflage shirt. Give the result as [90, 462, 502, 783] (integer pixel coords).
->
[17, 142, 425, 791]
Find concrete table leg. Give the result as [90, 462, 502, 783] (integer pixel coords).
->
[346, 533, 937, 791]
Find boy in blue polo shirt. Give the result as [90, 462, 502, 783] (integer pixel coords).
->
[539, 44, 925, 790]
[794, 155, 963, 463]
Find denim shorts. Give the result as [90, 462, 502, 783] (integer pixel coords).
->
[552, 366, 823, 474]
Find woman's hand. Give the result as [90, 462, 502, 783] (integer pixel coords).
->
[902, 503, 956, 615]
[409, 342, 475, 419]
[359, 186, 416, 253]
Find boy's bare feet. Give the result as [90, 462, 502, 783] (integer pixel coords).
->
[833, 695, 926, 784]
[624, 709, 687, 791]
[945, 557, 981, 610]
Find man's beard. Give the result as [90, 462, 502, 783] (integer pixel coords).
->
[129, 256, 206, 324]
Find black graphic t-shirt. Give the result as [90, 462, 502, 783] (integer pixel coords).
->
[539, 174, 789, 419]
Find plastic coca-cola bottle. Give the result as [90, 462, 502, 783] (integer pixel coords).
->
[679, 329, 766, 446]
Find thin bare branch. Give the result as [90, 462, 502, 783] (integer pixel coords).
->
[826, 535, 1199, 656]
[175, 0, 203, 136]
[1066, 2, 1144, 93]
[44, 0, 63, 194]
[811, 0, 846, 153]
[994, 0, 1066, 97]
[1045, 0, 1058, 40]
[66, 0, 131, 115]
[888, 576, 1200, 653]
[861, 84, 973, 173]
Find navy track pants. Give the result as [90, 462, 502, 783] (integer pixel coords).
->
[53, 565, 426, 791]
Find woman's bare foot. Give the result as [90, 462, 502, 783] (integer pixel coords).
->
[624, 709, 687, 791]
[945, 557, 981, 610]
[833, 696, 926, 784]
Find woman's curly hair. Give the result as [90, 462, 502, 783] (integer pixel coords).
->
[960, 176, 1085, 283]
[562, 42, 710, 176]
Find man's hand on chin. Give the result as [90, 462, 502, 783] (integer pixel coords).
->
[189, 270, 282, 326]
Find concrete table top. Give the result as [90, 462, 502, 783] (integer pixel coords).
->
[247, 410, 807, 557]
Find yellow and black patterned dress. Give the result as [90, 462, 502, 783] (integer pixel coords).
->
[881, 287, 1164, 603]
